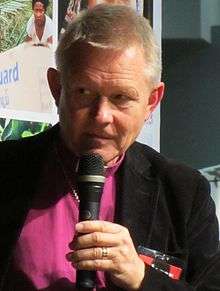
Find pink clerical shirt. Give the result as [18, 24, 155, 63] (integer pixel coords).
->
[11, 146, 124, 290]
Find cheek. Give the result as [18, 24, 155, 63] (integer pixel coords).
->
[62, 103, 89, 134]
[115, 114, 144, 148]
[122, 110, 146, 132]
[59, 99, 75, 131]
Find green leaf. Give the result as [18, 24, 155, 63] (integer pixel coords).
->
[1, 120, 52, 141]
[21, 130, 34, 138]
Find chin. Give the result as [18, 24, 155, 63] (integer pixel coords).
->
[81, 148, 106, 158]
[79, 148, 111, 163]
[94, 150, 120, 166]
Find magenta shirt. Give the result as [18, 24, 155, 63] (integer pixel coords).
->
[12, 152, 123, 290]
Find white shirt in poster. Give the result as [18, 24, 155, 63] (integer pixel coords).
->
[26, 14, 53, 45]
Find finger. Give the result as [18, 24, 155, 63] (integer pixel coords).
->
[68, 246, 116, 263]
[74, 259, 114, 272]
[69, 235, 78, 250]
[68, 247, 103, 263]
[76, 220, 123, 234]
[74, 231, 121, 249]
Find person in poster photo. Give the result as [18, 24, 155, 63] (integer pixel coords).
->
[25, 0, 53, 47]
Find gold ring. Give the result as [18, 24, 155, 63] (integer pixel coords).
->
[101, 247, 109, 259]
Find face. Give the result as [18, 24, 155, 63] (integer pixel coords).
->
[33, 2, 45, 24]
[49, 44, 164, 165]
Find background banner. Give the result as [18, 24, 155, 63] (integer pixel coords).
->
[0, 43, 54, 116]
[0, 0, 57, 124]
[0, 0, 56, 141]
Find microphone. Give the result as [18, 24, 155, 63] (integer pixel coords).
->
[76, 153, 105, 290]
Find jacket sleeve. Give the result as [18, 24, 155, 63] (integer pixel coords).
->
[139, 174, 220, 291]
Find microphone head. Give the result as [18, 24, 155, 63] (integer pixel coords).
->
[78, 153, 105, 177]
[77, 153, 105, 217]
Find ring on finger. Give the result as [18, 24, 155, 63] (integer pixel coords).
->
[101, 247, 109, 259]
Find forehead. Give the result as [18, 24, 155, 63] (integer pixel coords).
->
[63, 44, 153, 96]
[66, 43, 147, 78]
[33, 2, 45, 10]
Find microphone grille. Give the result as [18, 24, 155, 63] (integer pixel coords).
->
[78, 153, 104, 176]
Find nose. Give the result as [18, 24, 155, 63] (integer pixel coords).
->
[92, 96, 114, 125]
[35, 11, 43, 18]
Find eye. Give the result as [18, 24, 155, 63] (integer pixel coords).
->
[117, 94, 130, 101]
[114, 94, 127, 100]
[78, 88, 92, 96]
[111, 94, 131, 105]
[74, 87, 97, 107]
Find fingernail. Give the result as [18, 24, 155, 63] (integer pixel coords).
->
[68, 241, 74, 249]
[75, 223, 83, 231]
[66, 253, 72, 261]
[69, 235, 77, 249]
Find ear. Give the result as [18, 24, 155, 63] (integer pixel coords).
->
[145, 82, 165, 119]
[47, 67, 61, 107]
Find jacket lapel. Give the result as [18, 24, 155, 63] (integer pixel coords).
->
[115, 143, 161, 249]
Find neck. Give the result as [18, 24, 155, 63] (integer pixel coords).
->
[35, 16, 45, 27]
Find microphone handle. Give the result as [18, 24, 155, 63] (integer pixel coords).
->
[76, 201, 100, 290]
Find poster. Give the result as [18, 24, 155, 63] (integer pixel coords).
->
[0, 44, 54, 115]
[0, 0, 56, 141]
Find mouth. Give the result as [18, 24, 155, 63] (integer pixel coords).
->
[83, 133, 113, 150]
[87, 133, 113, 140]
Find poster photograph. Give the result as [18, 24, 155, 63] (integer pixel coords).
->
[0, 0, 57, 124]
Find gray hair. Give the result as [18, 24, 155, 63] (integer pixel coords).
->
[56, 4, 162, 85]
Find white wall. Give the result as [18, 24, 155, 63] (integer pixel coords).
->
[137, 0, 162, 151]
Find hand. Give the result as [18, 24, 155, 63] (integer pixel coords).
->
[67, 220, 145, 290]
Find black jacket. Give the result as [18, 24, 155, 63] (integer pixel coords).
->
[0, 125, 219, 290]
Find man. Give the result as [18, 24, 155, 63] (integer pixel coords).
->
[0, 4, 219, 291]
